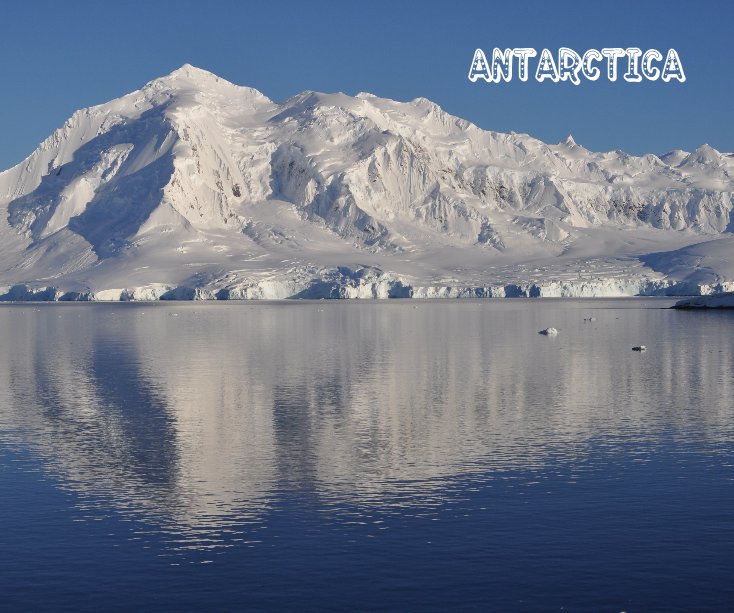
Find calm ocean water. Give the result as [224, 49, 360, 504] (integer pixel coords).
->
[1, 299, 733, 611]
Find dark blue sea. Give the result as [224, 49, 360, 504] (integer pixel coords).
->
[1, 299, 732, 611]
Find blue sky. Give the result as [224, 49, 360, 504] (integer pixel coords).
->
[0, 1, 730, 168]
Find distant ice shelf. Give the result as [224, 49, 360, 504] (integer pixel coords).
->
[2, 268, 734, 301]
[672, 292, 734, 309]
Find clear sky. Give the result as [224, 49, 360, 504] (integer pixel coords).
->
[0, 0, 730, 169]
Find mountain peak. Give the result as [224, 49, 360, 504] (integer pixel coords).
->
[145, 64, 231, 91]
[694, 143, 720, 155]
[680, 143, 722, 167]
[139, 64, 271, 108]
[165, 63, 222, 82]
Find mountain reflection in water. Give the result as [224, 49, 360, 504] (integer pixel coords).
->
[1, 300, 733, 556]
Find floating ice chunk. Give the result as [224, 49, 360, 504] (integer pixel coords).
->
[539, 327, 558, 336]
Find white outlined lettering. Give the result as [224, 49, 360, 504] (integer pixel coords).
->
[468, 48, 684, 84]
[535, 48, 559, 83]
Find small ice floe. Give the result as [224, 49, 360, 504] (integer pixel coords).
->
[539, 327, 558, 336]
[632, 345, 646, 352]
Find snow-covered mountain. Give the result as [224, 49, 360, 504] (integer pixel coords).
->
[1, 64, 733, 300]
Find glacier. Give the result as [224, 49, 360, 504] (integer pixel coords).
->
[1, 64, 734, 301]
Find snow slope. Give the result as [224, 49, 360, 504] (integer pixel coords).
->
[1, 64, 733, 300]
